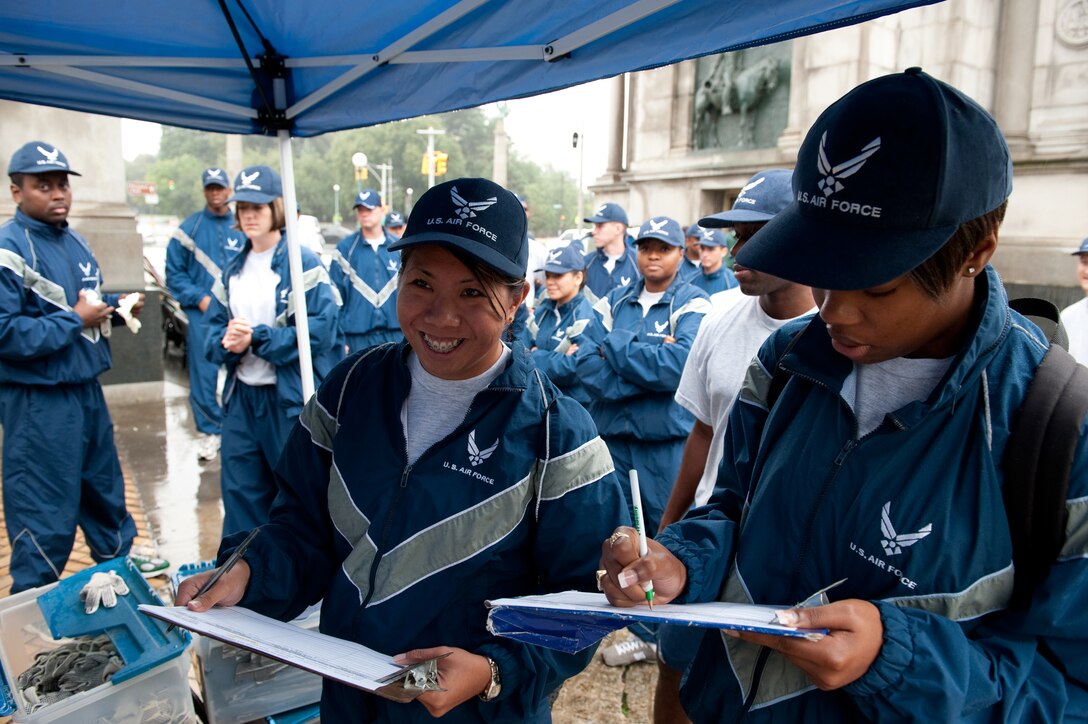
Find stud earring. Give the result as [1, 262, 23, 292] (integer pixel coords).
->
[968, 267, 976, 275]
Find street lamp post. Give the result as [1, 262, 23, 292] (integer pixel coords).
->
[573, 131, 585, 229]
[405, 187, 414, 215]
[351, 152, 368, 194]
[332, 183, 341, 225]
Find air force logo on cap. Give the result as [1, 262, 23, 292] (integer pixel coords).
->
[388, 177, 528, 280]
[385, 210, 406, 228]
[584, 202, 629, 226]
[736, 67, 1013, 291]
[202, 167, 228, 188]
[7, 141, 82, 176]
[635, 216, 685, 247]
[699, 169, 792, 228]
[353, 189, 383, 209]
[542, 243, 587, 274]
[228, 165, 282, 204]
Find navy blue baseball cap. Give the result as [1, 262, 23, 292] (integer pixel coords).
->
[696, 227, 728, 247]
[737, 68, 1012, 291]
[542, 243, 587, 273]
[635, 216, 685, 248]
[229, 165, 282, 204]
[8, 141, 81, 176]
[685, 223, 702, 238]
[389, 178, 528, 279]
[700, 169, 793, 227]
[202, 167, 229, 188]
[385, 210, 406, 228]
[585, 202, 628, 226]
[1072, 238, 1088, 255]
[354, 189, 382, 209]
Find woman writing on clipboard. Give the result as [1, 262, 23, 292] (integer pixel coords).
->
[178, 178, 627, 722]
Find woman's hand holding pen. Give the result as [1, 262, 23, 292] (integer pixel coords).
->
[599, 526, 687, 607]
[174, 560, 251, 612]
[392, 647, 491, 717]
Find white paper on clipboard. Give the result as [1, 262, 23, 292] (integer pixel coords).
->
[138, 604, 428, 698]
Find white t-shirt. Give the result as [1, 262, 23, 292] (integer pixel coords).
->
[675, 289, 815, 506]
[401, 345, 511, 464]
[841, 355, 952, 438]
[364, 232, 386, 253]
[637, 289, 665, 317]
[1061, 297, 1088, 366]
[229, 247, 280, 386]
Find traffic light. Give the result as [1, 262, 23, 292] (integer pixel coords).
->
[421, 151, 431, 175]
[167, 179, 175, 190]
[434, 151, 448, 176]
[354, 165, 368, 181]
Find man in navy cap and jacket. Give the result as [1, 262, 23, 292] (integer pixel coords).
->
[583, 202, 639, 304]
[0, 141, 143, 593]
[167, 167, 246, 461]
[330, 189, 402, 355]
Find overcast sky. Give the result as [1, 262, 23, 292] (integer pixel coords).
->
[121, 79, 611, 189]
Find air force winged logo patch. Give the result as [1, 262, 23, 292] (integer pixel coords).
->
[817, 132, 881, 197]
[451, 187, 498, 219]
[238, 170, 261, 190]
[467, 429, 499, 466]
[739, 175, 765, 197]
[879, 501, 932, 556]
[547, 249, 562, 264]
[37, 146, 60, 164]
[648, 218, 668, 233]
[653, 319, 668, 334]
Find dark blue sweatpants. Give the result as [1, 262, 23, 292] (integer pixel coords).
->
[184, 306, 223, 435]
[220, 382, 294, 537]
[0, 381, 135, 594]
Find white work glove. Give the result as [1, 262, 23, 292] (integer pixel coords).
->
[81, 289, 112, 338]
[79, 571, 130, 614]
[116, 293, 142, 333]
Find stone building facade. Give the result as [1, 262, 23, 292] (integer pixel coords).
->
[591, 0, 1088, 300]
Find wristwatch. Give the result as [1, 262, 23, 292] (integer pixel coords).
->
[479, 657, 502, 701]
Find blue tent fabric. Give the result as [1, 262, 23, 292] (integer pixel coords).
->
[0, 0, 941, 137]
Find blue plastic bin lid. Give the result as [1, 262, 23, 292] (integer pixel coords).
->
[0, 558, 190, 716]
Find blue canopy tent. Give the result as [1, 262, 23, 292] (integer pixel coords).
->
[0, 0, 939, 396]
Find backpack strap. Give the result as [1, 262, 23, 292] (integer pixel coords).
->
[1003, 341, 1088, 609]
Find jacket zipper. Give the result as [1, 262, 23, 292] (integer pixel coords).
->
[742, 370, 861, 713]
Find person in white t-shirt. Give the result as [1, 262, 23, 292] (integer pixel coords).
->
[653, 168, 815, 723]
[1060, 237, 1088, 365]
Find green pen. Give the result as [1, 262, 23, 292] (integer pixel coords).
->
[628, 470, 655, 610]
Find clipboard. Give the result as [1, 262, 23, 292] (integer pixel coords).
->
[485, 591, 828, 654]
[138, 605, 444, 702]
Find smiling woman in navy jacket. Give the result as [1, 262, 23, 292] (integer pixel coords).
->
[179, 177, 627, 723]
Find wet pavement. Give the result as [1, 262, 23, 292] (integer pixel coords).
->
[108, 356, 227, 571]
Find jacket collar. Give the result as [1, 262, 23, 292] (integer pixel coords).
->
[617, 274, 687, 307]
[15, 208, 67, 237]
[780, 265, 1017, 423]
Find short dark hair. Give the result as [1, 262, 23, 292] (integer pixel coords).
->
[908, 200, 1008, 299]
[9, 173, 25, 188]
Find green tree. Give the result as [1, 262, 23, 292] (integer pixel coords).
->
[123, 107, 587, 235]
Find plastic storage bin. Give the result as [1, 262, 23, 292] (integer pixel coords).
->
[0, 558, 194, 723]
[174, 561, 323, 724]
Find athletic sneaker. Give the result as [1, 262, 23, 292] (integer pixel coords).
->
[601, 638, 657, 666]
[129, 546, 170, 578]
[198, 434, 221, 461]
